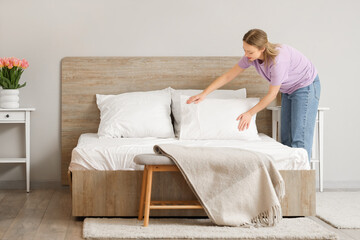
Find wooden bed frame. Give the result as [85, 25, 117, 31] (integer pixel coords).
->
[61, 57, 315, 217]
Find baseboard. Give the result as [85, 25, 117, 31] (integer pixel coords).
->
[0, 180, 62, 190]
[322, 181, 360, 190]
[0, 180, 359, 191]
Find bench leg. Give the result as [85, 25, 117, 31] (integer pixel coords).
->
[143, 166, 153, 227]
[138, 167, 148, 220]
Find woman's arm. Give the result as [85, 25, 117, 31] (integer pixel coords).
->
[237, 85, 281, 131]
[187, 64, 245, 104]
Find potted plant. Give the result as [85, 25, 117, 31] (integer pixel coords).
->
[0, 57, 29, 108]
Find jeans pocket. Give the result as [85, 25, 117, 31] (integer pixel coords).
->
[313, 80, 321, 101]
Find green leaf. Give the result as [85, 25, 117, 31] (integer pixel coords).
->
[18, 82, 26, 89]
[3, 77, 9, 83]
[2, 79, 9, 88]
[14, 69, 24, 87]
[4, 68, 10, 79]
[10, 68, 16, 83]
[2, 69, 7, 79]
[0, 68, 26, 89]
[0, 75, 10, 83]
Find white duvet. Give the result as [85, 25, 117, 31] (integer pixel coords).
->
[69, 133, 310, 171]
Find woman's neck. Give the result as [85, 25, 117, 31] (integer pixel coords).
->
[259, 53, 264, 61]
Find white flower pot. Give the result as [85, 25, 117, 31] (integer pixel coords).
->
[0, 89, 20, 109]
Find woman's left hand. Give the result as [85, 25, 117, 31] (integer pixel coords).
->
[236, 112, 252, 131]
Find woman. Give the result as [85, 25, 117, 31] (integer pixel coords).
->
[187, 29, 320, 161]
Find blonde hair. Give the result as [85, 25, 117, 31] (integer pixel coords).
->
[243, 29, 280, 66]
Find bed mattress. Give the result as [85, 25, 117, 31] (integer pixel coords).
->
[69, 133, 310, 171]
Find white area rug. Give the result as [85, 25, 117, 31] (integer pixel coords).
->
[316, 191, 360, 229]
[83, 217, 338, 239]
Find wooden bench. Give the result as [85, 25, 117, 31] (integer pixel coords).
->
[134, 154, 203, 227]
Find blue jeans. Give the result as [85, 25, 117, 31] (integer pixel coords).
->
[281, 75, 321, 161]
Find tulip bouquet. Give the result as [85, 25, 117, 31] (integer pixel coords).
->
[0, 57, 29, 89]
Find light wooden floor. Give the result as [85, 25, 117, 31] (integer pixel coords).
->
[0, 188, 359, 240]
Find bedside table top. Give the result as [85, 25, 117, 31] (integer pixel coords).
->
[266, 106, 329, 111]
[0, 108, 36, 112]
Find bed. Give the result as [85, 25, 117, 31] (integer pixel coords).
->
[61, 57, 315, 217]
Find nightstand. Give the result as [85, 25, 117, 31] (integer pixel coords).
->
[267, 106, 329, 192]
[0, 108, 35, 192]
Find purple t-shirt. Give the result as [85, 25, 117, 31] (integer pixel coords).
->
[238, 44, 318, 94]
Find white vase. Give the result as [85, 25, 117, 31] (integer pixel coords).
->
[0, 89, 20, 109]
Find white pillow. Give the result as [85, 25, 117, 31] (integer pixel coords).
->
[179, 95, 260, 140]
[170, 88, 246, 137]
[96, 88, 174, 138]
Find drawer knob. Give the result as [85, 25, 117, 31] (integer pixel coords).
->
[5, 114, 10, 118]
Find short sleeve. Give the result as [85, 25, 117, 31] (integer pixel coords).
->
[269, 60, 290, 86]
[237, 56, 251, 69]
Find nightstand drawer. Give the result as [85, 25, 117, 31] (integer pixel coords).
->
[0, 112, 25, 121]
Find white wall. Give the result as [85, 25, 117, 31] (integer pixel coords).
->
[0, 0, 359, 188]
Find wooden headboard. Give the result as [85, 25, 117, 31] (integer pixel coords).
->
[61, 57, 279, 185]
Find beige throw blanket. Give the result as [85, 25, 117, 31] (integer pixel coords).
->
[153, 144, 285, 227]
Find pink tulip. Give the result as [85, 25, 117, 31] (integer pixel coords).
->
[13, 58, 20, 67]
[0, 57, 29, 69]
[4, 58, 10, 67]
[21, 58, 29, 69]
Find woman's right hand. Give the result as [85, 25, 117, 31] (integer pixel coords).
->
[186, 93, 205, 104]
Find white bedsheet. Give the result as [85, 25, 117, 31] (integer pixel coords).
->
[69, 133, 310, 171]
